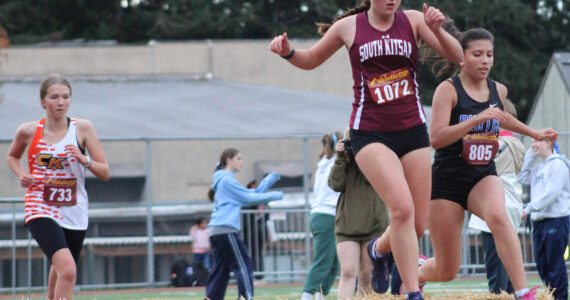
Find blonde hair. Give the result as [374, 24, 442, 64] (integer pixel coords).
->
[504, 99, 517, 119]
[320, 131, 343, 159]
[342, 126, 354, 161]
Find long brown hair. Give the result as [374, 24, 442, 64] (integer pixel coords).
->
[207, 148, 240, 201]
[317, 0, 370, 35]
[421, 25, 494, 78]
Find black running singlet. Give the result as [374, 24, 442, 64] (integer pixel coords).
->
[433, 76, 503, 174]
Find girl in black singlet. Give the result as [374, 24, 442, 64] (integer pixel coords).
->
[418, 28, 557, 300]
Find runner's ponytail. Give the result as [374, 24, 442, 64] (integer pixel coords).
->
[317, 0, 370, 35]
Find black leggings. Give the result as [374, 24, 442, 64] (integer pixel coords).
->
[27, 218, 86, 263]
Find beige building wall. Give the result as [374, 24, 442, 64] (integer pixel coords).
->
[210, 40, 353, 98]
[151, 138, 323, 201]
[0, 40, 353, 98]
[0, 43, 210, 77]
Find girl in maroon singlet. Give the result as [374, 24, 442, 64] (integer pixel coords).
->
[420, 28, 556, 300]
[270, 1, 463, 299]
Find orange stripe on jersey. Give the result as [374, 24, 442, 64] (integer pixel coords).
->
[25, 200, 43, 204]
[56, 153, 67, 157]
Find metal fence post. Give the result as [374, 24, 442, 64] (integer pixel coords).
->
[207, 39, 214, 78]
[43, 256, 48, 299]
[11, 201, 16, 298]
[302, 136, 311, 276]
[27, 230, 32, 299]
[145, 138, 155, 287]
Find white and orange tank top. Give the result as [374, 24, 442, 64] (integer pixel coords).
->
[25, 118, 88, 230]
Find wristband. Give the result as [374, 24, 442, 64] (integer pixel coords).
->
[281, 49, 295, 60]
[83, 155, 92, 168]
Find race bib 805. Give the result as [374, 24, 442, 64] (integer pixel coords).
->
[461, 132, 499, 165]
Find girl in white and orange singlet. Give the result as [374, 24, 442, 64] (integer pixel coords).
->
[270, 1, 462, 298]
[6, 74, 110, 300]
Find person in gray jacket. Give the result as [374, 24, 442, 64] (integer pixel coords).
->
[517, 139, 570, 300]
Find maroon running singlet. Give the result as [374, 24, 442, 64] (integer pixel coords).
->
[349, 10, 426, 132]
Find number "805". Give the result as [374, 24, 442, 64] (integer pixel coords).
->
[469, 144, 493, 161]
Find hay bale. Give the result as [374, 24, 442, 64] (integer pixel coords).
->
[356, 289, 554, 300]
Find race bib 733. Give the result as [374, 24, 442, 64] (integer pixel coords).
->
[43, 178, 77, 206]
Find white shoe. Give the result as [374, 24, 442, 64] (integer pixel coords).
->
[301, 292, 313, 300]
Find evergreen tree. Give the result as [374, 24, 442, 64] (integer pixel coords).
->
[0, 0, 568, 120]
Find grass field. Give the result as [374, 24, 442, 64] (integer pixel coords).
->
[4, 275, 557, 300]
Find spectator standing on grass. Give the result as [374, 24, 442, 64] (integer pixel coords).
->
[301, 132, 342, 300]
[329, 126, 389, 299]
[205, 148, 283, 300]
[190, 217, 212, 270]
[517, 139, 570, 300]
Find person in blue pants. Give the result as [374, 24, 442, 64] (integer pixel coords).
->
[518, 140, 570, 300]
[205, 148, 283, 300]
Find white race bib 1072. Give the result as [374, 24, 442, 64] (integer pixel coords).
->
[367, 68, 415, 105]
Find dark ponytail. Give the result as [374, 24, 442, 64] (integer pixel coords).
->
[207, 148, 240, 201]
[207, 189, 215, 202]
[317, 0, 370, 35]
[421, 23, 494, 78]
